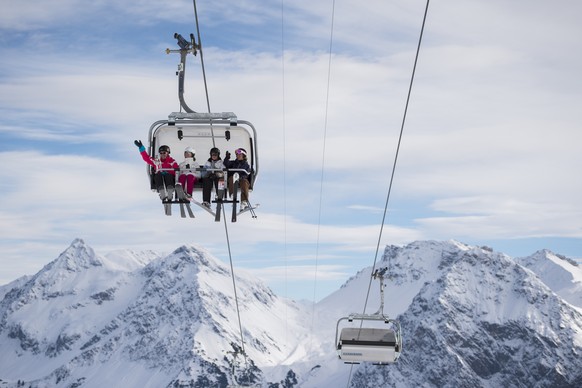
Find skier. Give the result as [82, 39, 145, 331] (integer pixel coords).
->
[224, 148, 251, 209]
[201, 147, 225, 208]
[177, 146, 199, 198]
[134, 140, 179, 201]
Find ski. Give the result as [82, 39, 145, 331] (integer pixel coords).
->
[175, 184, 195, 218]
[185, 203, 195, 218]
[238, 203, 259, 218]
[214, 180, 226, 222]
[231, 180, 239, 223]
[175, 184, 187, 200]
[190, 198, 216, 217]
[163, 201, 172, 216]
[214, 199, 222, 222]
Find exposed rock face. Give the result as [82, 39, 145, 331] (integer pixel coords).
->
[1, 239, 581, 387]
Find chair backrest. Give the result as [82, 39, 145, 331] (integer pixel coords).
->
[146, 118, 258, 192]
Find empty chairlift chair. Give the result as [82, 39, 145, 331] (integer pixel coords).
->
[336, 315, 402, 364]
[335, 268, 402, 364]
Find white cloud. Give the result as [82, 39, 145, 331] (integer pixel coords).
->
[416, 196, 582, 240]
[1, 0, 581, 299]
[0, 0, 88, 30]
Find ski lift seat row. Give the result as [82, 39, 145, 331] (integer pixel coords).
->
[146, 112, 258, 193]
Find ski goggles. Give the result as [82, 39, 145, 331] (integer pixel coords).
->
[235, 149, 247, 156]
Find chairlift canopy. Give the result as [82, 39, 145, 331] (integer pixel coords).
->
[145, 112, 258, 191]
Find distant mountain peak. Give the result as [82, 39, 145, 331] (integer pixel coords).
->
[516, 249, 582, 309]
[48, 238, 102, 273]
[171, 244, 227, 271]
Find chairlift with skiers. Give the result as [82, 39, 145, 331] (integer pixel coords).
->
[141, 33, 259, 222]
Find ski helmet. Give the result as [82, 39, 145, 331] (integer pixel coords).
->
[210, 147, 220, 156]
[235, 148, 247, 156]
[159, 145, 171, 154]
[184, 146, 196, 155]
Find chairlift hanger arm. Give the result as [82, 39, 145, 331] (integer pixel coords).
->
[166, 33, 201, 114]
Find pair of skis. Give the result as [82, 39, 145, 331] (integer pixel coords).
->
[163, 184, 217, 219]
[172, 184, 195, 218]
[161, 182, 259, 221]
[221, 179, 260, 222]
[160, 185, 195, 218]
[209, 178, 241, 222]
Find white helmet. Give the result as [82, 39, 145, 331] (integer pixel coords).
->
[184, 146, 196, 155]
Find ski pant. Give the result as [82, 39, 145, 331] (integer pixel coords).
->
[154, 173, 175, 191]
[178, 174, 197, 196]
[202, 175, 223, 203]
[228, 176, 250, 202]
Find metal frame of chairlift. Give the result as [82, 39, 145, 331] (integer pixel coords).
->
[146, 112, 259, 191]
[144, 33, 258, 220]
[335, 268, 402, 364]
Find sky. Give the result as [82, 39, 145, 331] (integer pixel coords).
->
[1, 0, 581, 301]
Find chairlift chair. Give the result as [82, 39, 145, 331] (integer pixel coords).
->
[141, 33, 259, 220]
[335, 268, 402, 364]
[145, 112, 258, 193]
[336, 314, 402, 364]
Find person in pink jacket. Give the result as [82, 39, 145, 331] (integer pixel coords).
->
[134, 140, 179, 201]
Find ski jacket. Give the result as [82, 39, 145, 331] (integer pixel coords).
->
[223, 157, 251, 179]
[139, 149, 178, 175]
[179, 157, 200, 178]
[203, 157, 225, 178]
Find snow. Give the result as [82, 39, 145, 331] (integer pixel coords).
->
[516, 249, 582, 310]
[1, 239, 581, 387]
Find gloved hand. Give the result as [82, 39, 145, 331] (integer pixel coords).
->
[134, 140, 145, 152]
[225, 151, 231, 160]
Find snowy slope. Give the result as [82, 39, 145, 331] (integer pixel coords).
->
[325, 241, 582, 388]
[516, 249, 582, 310]
[0, 239, 308, 387]
[1, 239, 581, 387]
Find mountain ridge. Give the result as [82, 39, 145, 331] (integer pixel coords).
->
[343, 242, 582, 387]
[1, 238, 581, 387]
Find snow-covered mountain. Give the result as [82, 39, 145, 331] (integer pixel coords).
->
[329, 241, 582, 387]
[516, 249, 582, 310]
[1, 239, 581, 387]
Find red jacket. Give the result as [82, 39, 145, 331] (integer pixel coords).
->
[140, 150, 179, 175]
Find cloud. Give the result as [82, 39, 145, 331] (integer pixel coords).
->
[0, 148, 420, 284]
[416, 196, 582, 240]
[1, 0, 581, 299]
[0, 0, 87, 30]
[250, 264, 351, 282]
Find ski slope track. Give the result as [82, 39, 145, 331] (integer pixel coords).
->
[1, 239, 581, 387]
